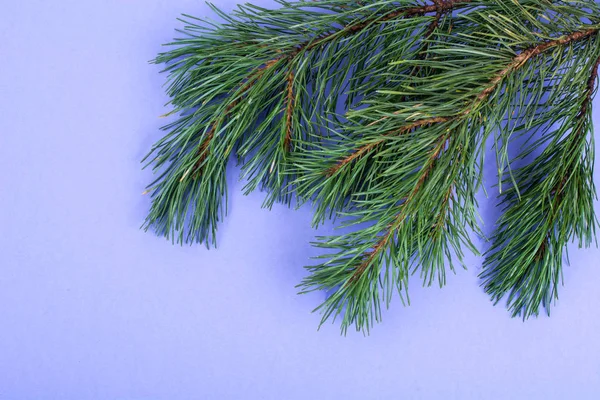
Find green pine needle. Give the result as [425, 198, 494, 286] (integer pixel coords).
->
[143, 0, 600, 333]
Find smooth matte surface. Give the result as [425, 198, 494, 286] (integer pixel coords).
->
[1, 1, 599, 398]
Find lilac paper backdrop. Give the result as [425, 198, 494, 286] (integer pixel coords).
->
[1, 1, 599, 398]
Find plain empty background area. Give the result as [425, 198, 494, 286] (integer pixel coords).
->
[1, 0, 600, 398]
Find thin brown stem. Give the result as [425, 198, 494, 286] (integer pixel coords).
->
[187, 125, 216, 181]
[284, 69, 295, 152]
[424, 0, 445, 39]
[577, 54, 600, 124]
[325, 141, 378, 176]
[404, 0, 445, 82]
[414, 0, 445, 64]
[475, 29, 597, 104]
[432, 183, 455, 235]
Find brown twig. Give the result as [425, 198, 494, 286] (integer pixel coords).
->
[424, 0, 445, 39]
[324, 141, 377, 176]
[405, 0, 446, 83]
[577, 54, 600, 124]
[247, 1, 473, 70]
[432, 183, 455, 234]
[414, 0, 446, 65]
[476, 30, 597, 103]
[187, 126, 216, 181]
[534, 234, 550, 262]
[284, 69, 295, 152]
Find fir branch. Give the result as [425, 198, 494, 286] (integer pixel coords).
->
[147, 0, 478, 242]
[529, 51, 598, 296]
[433, 183, 456, 234]
[412, 0, 447, 69]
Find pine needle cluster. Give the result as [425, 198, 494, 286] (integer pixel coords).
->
[143, 0, 600, 333]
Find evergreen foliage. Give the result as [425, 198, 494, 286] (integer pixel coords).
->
[144, 0, 600, 333]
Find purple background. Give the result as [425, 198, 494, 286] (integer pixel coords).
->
[1, 0, 599, 398]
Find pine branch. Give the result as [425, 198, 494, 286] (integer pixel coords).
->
[297, 5, 600, 332]
[326, 27, 597, 179]
[346, 132, 450, 285]
[145, 1, 478, 243]
[145, 0, 600, 332]
[191, 58, 280, 178]
[481, 34, 600, 318]
[326, 116, 450, 176]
